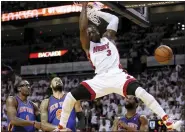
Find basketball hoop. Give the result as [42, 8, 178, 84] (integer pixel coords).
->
[74, 2, 102, 26]
[87, 2, 104, 26]
[87, 4, 102, 26]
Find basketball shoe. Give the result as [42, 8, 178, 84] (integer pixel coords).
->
[162, 115, 183, 131]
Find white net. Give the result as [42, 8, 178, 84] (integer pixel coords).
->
[87, 3, 102, 26]
[74, 2, 103, 26]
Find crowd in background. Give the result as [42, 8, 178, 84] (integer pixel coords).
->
[2, 24, 185, 50]
[2, 23, 185, 68]
[2, 65, 185, 131]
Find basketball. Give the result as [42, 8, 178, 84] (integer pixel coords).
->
[154, 45, 173, 64]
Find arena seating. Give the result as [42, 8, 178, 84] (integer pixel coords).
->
[2, 23, 185, 69]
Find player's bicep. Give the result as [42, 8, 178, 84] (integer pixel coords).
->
[139, 115, 149, 131]
[40, 99, 49, 123]
[6, 97, 17, 120]
[32, 102, 40, 116]
[80, 30, 90, 52]
[74, 101, 82, 112]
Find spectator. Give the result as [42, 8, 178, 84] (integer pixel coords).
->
[99, 118, 110, 131]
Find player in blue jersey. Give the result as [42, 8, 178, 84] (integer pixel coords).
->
[40, 77, 85, 132]
[112, 96, 148, 131]
[6, 80, 42, 132]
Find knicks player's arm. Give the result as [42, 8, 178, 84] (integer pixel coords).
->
[31, 101, 41, 121]
[139, 115, 149, 131]
[40, 99, 57, 132]
[6, 96, 35, 126]
[79, 2, 90, 54]
[118, 120, 138, 131]
[112, 118, 119, 131]
[75, 101, 85, 129]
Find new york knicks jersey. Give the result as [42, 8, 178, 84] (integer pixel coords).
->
[8, 96, 35, 132]
[48, 95, 76, 132]
[89, 37, 122, 74]
[118, 113, 141, 130]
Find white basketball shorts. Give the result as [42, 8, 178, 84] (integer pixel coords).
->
[80, 69, 136, 100]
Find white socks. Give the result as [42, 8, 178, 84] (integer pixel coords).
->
[135, 87, 166, 119]
[59, 92, 77, 127]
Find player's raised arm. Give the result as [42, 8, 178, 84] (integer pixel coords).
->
[6, 96, 35, 126]
[139, 115, 149, 131]
[79, 2, 90, 53]
[94, 10, 119, 40]
[40, 99, 57, 131]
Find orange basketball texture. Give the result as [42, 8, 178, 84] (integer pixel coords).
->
[154, 45, 173, 64]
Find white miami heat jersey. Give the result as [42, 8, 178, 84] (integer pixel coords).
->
[88, 37, 122, 74]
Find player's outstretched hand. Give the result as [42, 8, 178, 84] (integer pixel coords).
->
[82, 2, 88, 7]
[33, 121, 41, 130]
[53, 128, 72, 132]
[118, 120, 127, 128]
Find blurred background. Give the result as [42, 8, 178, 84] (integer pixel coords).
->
[1, 1, 185, 132]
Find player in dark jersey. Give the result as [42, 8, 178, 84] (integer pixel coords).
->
[40, 77, 85, 132]
[112, 96, 148, 131]
[6, 80, 42, 132]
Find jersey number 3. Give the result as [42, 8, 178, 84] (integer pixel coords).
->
[107, 50, 111, 56]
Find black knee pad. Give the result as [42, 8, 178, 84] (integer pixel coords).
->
[71, 84, 91, 100]
[126, 81, 141, 96]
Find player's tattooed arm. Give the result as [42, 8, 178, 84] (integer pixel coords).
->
[75, 101, 86, 129]
[112, 118, 119, 131]
[139, 115, 149, 131]
[79, 2, 90, 53]
[40, 99, 57, 132]
[6, 96, 35, 126]
[31, 101, 41, 121]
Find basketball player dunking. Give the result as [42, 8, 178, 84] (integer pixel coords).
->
[112, 96, 148, 131]
[57, 2, 182, 131]
[40, 77, 85, 132]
